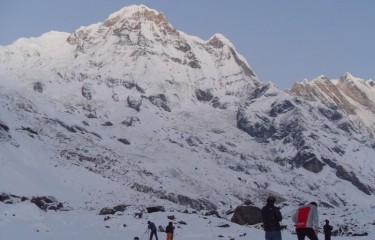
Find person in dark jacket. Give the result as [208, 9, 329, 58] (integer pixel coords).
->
[165, 221, 175, 240]
[147, 221, 158, 240]
[261, 196, 283, 240]
[323, 219, 333, 240]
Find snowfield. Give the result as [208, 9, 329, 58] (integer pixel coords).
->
[2, 203, 375, 240]
[1, 202, 261, 240]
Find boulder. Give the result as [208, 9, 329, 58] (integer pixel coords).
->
[205, 210, 221, 218]
[231, 206, 262, 225]
[127, 96, 142, 111]
[118, 138, 131, 145]
[146, 206, 165, 213]
[113, 204, 127, 212]
[33, 82, 45, 93]
[31, 196, 63, 211]
[0, 193, 12, 204]
[99, 204, 127, 215]
[195, 89, 213, 102]
[99, 207, 116, 215]
[147, 94, 171, 112]
[82, 83, 94, 100]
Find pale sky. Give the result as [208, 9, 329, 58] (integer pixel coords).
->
[1, 0, 374, 89]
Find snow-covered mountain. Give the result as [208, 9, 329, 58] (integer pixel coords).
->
[287, 73, 375, 137]
[1, 4, 375, 239]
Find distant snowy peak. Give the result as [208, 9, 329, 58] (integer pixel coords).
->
[63, 4, 260, 102]
[104, 4, 175, 33]
[208, 34, 235, 49]
[287, 73, 375, 136]
[107, 4, 164, 20]
[66, 4, 255, 75]
[288, 75, 347, 104]
[1, 4, 260, 111]
[338, 73, 375, 101]
[67, 4, 183, 47]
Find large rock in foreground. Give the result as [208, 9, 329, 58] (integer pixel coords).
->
[231, 206, 262, 225]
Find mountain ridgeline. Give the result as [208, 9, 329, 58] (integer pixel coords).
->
[1, 4, 375, 226]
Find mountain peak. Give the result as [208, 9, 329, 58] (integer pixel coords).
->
[208, 34, 234, 49]
[339, 72, 361, 84]
[293, 75, 330, 87]
[67, 4, 178, 50]
[102, 4, 173, 31]
[314, 75, 330, 82]
[341, 72, 354, 79]
[108, 4, 158, 18]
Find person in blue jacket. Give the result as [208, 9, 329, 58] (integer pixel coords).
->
[147, 221, 158, 240]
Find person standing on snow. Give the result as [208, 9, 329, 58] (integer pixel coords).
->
[261, 196, 283, 240]
[323, 219, 333, 240]
[147, 221, 159, 240]
[292, 202, 319, 240]
[165, 221, 175, 240]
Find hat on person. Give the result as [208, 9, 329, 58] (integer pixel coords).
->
[325, 219, 329, 224]
[310, 201, 317, 206]
[267, 196, 276, 203]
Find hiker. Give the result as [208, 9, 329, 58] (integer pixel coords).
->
[134, 237, 139, 240]
[165, 221, 175, 240]
[148, 221, 159, 240]
[260, 196, 283, 240]
[292, 202, 319, 240]
[323, 219, 333, 240]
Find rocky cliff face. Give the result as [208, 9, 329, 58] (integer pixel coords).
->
[238, 83, 375, 196]
[1, 5, 375, 230]
[287, 73, 375, 137]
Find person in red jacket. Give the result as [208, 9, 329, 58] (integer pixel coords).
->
[165, 222, 175, 240]
[292, 202, 319, 240]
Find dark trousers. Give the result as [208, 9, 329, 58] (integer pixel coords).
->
[296, 228, 318, 240]
[265, 230, 282, 240]
[150, 231, 158, 240]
